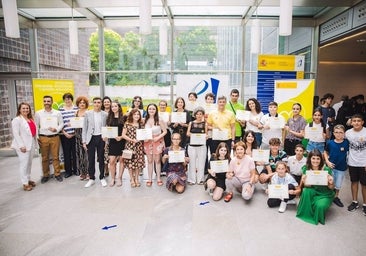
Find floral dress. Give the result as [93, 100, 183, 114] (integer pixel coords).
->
[163, 147, 187, 191]
[123, 123, 145, 171]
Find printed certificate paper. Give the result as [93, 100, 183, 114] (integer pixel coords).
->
[40, 116, 57, 129]
[269, 117, 285, 129]
[102, 126, 118, 138]
[159, 112, 170, 123]
[168, 150, 185, 163]
[171, 112, 187, 123]
[136, 128, 153, 140]
[210, 160, 229, 173]
[305, 171, 328, 186]
[190, 133, 206, 145]
[305, 126, 324, 141]
[212, 129, 229, 141]
[268, 184, 289, 199]
[236, 110, 250, 121]
[252, 149, 270, 162]
[69, 117, 84, 128]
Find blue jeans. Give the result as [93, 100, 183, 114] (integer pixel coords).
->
[306, 141, 325, 153]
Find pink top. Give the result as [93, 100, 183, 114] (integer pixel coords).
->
[28, 120, 36, 137]
[229, 155, 255, 183]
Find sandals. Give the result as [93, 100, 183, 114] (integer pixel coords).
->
[224, 192, 233, 203]
[130, 180, 136, 188]
[23, 184, 32, 191]
[109, 179, 115, 187]
[116, 179, 122, 187]
[157, 180, 164, 186]
[28, 180, 36, 187]
[146, 180, 153, 187]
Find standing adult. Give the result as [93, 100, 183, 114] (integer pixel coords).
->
[244, 98, 264, 147]
[170, 97, 191, 148]
[82, 97, 108, 188]
[59, 92, 78, 178]
[74, 96, 89, 180]
[144, 103, 167, 187]
[106, 101, 125, 187]
[11, 102, 38, 191]
[225, 89, 245, 142]
[101, 96, 112, 177]
[207, 95, 236, 154]
[35, 95, 64, 183]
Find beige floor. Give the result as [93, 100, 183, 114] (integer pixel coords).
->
[1, 155, 366, 256]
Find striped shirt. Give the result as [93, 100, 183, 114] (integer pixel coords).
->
[59, 106, 78, 134]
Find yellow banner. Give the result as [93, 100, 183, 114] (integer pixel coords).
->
[32, 79, 74, 111]
[258, 55, 304, 72]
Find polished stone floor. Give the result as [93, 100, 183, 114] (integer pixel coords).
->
[0, 155, 366, 256]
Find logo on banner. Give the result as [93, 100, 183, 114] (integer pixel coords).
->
[192, 77, 220, 103]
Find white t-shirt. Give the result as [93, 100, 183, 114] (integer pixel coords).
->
[287, 155, 307, 176]
[260, 114, 285, 145]
[345, 127, 366, 166]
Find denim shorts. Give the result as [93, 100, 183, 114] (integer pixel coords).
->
[306, 141, 325, 153]
[333, 169, 346, 190]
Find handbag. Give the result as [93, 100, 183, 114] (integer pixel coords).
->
[122, 149, 133, 159]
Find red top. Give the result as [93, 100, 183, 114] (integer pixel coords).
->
[28, 120, 36, 137]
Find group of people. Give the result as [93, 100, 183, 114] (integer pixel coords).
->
[10, 90, 366, 225]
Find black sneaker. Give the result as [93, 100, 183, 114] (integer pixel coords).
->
[363, 205, 366, 216]
[55, 175, 63, 182]
[41, 176, 49, 184]
[333, 197, 344, 207]
[347, 201, 359, 212]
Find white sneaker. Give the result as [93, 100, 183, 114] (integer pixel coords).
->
[208, 189, 214, 196]
[100, 178, 107, 187]
[287, 199, 297, 205]
[278, 201, 287, 213]
[84, 179, 95, 188]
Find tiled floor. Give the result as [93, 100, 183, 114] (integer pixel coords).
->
[0, 155, 366, 256]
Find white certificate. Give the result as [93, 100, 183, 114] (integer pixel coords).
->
[159, 112, 170, 123]
[171, 112, 187, 123]
[212, 128, 229, 141]
[69, 117, 84, 128]
[269, 117, 285, 129]
[168, 150, 185, 163]
[252, 149, 270, 162]
[186, 101, 198, 111]
[210, 160, 229, 173]
[136, 128, 153, 140]
[305, 171, 328, 186]
[40, 116, 57, 129]
[236, 110, 250, 121]
[190, 133, 206, 145]
[268, 184, 289, 199]
[102, 126, 118, 138]
[204, 104, 217, 114]
[305, 126, 324, 141]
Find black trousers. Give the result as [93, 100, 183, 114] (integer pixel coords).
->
[60, 135, 77, 175]
[87, 135, 105, 180]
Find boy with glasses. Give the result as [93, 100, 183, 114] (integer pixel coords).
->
[324, 124, 349, 207]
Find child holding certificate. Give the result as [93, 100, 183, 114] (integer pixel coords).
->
[305, 108, 327, 153]
[224, 141, 257, 202]
[266, 162, 300, 213]
[162, 133, 189, 193]
[205, 142, 231, 201]
[187, 107, 207, 185]
[296, 149, 335, 225]
[122, 109, 145, 188]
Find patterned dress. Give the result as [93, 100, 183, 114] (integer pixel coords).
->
[123, 123, 145, 171]
[75, 112, 88, 176]
[163, 147, 187, 191]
